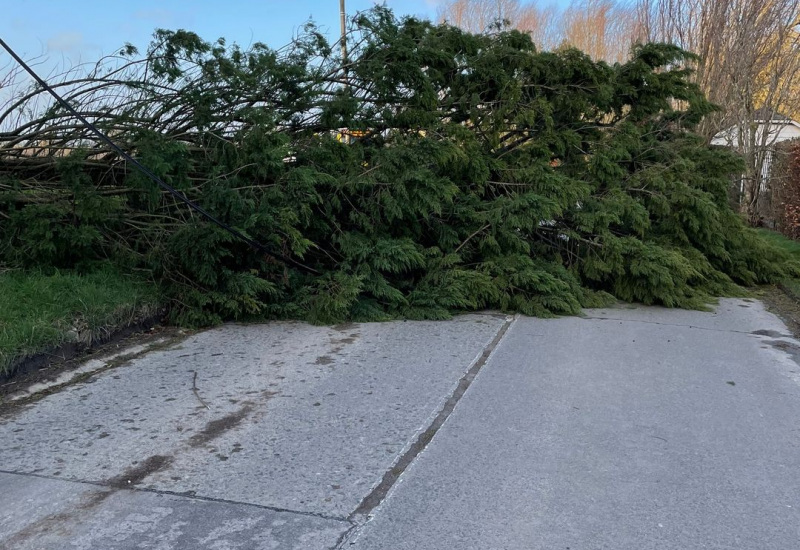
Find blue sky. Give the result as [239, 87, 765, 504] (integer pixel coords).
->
[2, 1, 440, 64]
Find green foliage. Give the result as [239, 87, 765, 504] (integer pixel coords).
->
[0, 154, 123, 269]
[1, 8, 794, 325]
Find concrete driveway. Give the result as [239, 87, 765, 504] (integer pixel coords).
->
[1, 299, 798, 549]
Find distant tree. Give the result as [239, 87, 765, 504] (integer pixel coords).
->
[436, 0, 523, 33]
[560, 0, 640, 63]
[437, 0, 639, 62]
[516, 1, 561, 51]
[637, 0, 800, 223]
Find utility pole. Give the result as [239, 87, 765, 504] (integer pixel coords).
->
[339, 0, 350, 144]
[339, 0, 347, 67]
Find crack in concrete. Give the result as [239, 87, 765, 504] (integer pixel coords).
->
[334, 315, 517, 548]
[0, 468, 352, 525]
[2, 313, 518, 549]
[132, 487, 352, 524]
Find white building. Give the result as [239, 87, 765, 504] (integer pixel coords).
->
[711, 110, 800, 188]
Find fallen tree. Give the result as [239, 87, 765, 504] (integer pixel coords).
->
[0, 8, 793, 325]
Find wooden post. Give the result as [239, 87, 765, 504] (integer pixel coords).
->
[340, 0, 347, 67]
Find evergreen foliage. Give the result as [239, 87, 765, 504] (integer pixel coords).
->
[1, 8, 795, 325]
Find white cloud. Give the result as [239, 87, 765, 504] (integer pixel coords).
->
[46, 31, 86, 53]
[134, 9, 194, 28]
[134, 9, 178, 26]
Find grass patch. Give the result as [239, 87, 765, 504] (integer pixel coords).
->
[0, 265, 160, 377]
[756, 229, 800, 300]
[756, 229, 800, 258]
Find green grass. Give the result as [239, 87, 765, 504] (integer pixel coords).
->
[756, 229, 800, 298]
[756, 228, 800, 258]
[0, 265, 160, 377]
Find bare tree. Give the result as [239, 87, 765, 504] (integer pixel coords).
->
[436, 0, 523, 33]
[517, 2, 561, 51]
[560, 0, 639, 63]
[638, 0, 800, 223]
[437, 0, 639, 61]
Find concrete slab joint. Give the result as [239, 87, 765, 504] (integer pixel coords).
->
[338, 315, 517, 546]
[0, 313, 513, 549]
[3, 300, 800, 549]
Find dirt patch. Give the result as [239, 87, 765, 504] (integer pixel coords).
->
[315, 355, 334, 365]
[106, 454, 174, 488]
[329, 331, 360, 355]
[767, 339, 800, 351]
[1, 488, 115, 547]
[0, 325, 185, 403]
[760, 285, 800, 339]
[763, 339, 800, 366]
[752, 329, 790, 337]
[188, 405, 253, 448]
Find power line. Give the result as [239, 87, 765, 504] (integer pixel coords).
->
[0, 37, 320, 276]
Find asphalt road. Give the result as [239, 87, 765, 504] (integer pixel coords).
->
[1, 299, 798, 549]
